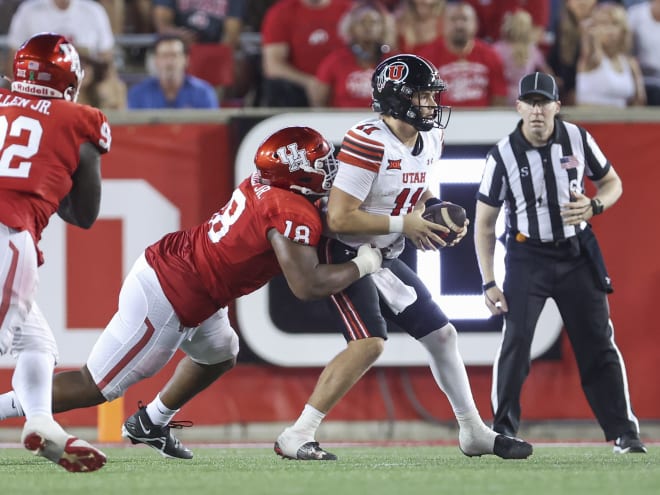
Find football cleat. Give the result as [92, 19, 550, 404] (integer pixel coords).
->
[274, 427, 337, 460]
[274, 441, 337, 461]
[460, 427, 533, 459]
[121, 403, 193, 459]
[613, 432, 647, 454]
[22, 415, 106, 472]
[492, 434, 534, 459]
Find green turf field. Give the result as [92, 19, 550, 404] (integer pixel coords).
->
[0, 445, 657, 495]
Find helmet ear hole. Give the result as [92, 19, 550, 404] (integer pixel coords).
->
[64, 86, 75, 102]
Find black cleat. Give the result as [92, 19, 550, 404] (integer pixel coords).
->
[613, 432, 647, 454]
[121, 403, 193, 459]
[274, 441, 337, 460]
[492, 434, 533, 459]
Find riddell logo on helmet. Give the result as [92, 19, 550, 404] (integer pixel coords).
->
[11, 81, 61, 98]
[377, 62, 408, 92]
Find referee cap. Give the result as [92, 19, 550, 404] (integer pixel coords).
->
[519, 72, 558, 101]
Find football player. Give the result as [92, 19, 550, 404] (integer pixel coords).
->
[0, 33, 110, 472]
[274, 54, 534, 460]
[0, 126, 383, 460]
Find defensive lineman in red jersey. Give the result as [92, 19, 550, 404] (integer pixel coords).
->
[0, 33, 110, 472]
[0, 126, 383, 460]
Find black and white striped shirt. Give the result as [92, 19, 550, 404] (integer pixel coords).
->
[478, 118, 611, 242]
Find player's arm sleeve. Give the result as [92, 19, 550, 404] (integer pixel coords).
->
[58, 142, 102, 229]
[333, 128, 383, 200]
[332, 163, 377, 202]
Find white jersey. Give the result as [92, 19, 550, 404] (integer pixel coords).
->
[8, 0, 115, 57]
[331, 117, 444, 257]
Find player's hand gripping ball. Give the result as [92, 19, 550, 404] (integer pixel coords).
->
[422, 201, 467, 247]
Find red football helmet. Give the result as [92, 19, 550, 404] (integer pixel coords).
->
[12, 32, 84, 102]
[254, 127, 338, 196]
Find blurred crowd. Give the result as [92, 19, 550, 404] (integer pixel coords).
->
[1, 0, 658, 110]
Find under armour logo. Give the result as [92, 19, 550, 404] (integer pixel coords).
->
[276, 143, 310, 172]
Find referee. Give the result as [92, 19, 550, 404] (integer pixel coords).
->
[474, 72, 646, 454]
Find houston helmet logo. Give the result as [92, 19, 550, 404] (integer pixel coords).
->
[377, 62, 409, 92]
[276, 143, 310, 172]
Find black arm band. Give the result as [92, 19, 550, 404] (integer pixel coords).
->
[482, 280, 497, 291]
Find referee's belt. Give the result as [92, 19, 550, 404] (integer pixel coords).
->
[514, 232, 576, 248]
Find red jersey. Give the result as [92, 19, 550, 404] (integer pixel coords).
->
[465, 0, 549, 42]
[0, 88, 110, 246]
[145, 173, 323, 327]
[315, 47, 379, 108]
[417, 39, 507, 107]
[261, 0, 352, 76]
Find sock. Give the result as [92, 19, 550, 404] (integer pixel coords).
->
[146, 394, 179, 426]
[0, 391, 25, 420]
[455, 409, 489, 432]
[418, 325, 478, 417]
[12, 350, 55, 421]
[290, 404, 325, 438]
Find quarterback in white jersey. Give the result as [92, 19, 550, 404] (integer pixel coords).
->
[275, 54, 534, 462]
[330, 117, 444, 257]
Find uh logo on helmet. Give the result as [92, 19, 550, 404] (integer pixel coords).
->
[276, 143, 310, 173]
[376, 61, 409, 93]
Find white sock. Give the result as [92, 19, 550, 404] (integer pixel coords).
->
[290, 404, 325, 438]
[12, 350, 55, 421]
[146, 394, 179, 426]
[0, 390, 24, 420]
[418, 325, 478, 417]
[455, 409, 488, 432]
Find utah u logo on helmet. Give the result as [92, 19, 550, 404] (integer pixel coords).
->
[276, 144, 310, 172]
[376, 62, 408, 92]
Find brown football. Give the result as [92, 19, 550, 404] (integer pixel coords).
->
[422, 201, 467, 247]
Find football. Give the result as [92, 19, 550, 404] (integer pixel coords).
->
[422, 201, 467, 247]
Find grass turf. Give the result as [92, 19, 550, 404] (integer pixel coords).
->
[0, 444, 657, 495]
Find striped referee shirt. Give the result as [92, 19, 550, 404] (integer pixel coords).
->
[478, 118, 611, 242]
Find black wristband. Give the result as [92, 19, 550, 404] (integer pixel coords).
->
[590, 198, 604, 215]
[482, 280, 497, 291]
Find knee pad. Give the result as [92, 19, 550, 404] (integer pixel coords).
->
[184, 328, 239, 366]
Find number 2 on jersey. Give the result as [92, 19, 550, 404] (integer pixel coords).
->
[0, 115, 43, 177]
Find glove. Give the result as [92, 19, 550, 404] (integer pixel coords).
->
[350, 244, 383, 278]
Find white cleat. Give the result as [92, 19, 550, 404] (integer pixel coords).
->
[274, 427, 337, 461]
[22, 415, 107, 472]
